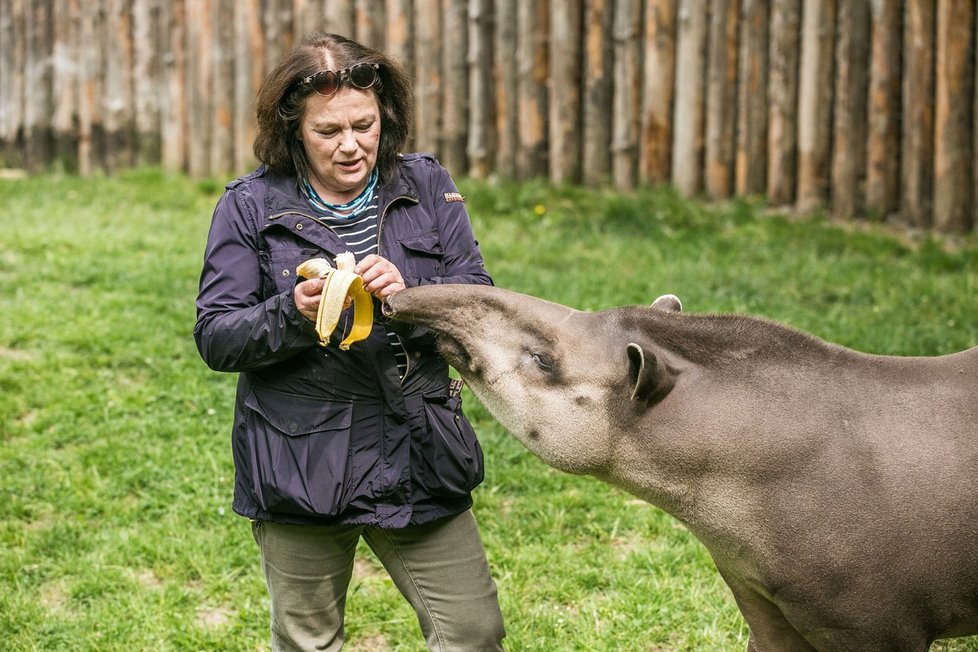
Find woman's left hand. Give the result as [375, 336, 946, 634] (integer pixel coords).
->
[355, 254, 406, 299]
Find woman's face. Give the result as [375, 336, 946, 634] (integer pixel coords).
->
[298, 87, 381, 204]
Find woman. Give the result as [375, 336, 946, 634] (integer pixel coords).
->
[194, 32, 506, 651]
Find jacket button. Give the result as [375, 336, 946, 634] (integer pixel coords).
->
[296, 223, 303, 230]
[289, 421, 298, 433]
[282, 269, 290, 277]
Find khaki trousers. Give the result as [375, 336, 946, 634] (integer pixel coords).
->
[251, 510, 506, 651]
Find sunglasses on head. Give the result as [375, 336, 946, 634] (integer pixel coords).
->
[300, 63, 380, 97]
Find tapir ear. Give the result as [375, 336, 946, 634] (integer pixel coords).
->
[627, 343, 677, 405]
[650, 294, 682, 312]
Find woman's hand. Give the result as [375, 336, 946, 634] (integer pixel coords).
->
[355, 255, 405, 299]
[294, 278, 326, 322]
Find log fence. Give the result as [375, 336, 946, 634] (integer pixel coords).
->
[0, 0, 975, 233]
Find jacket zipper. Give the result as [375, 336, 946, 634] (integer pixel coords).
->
[377, 193, 417, 384]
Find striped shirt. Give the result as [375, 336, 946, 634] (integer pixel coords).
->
[302, 177, 410, 380]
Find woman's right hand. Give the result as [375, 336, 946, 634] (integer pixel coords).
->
[294, 278, 325, 322]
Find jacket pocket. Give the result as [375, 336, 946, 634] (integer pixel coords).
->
[261, 247, 320, 296]
[244, 387, 354, 517]
[415, 389, 484, 496]
[399, 230, 445, 279]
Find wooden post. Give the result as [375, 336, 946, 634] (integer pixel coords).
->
[263, 0, 293, 76]
[735, 0, 768, 196]
[210, 0, 235, 177]
[161, 0, 187, 172]
[704, 0, 739, 199]
[900, 1, 934, 228]
[671, 0, 708, 196]
[864, 0, 900, 219]
[324, 1, 356, 37]
[640, 0, 676, 185]
[493, 0, 518, 179]
[233, 0, 264, 174]
[385, 0, 413, 67]
[76, 0, 102, 175]
[612, 0, 641, 190]
[186, 0, 212, 178]
[796, 0, 835, 212]
[132, 0, 163, 167]
[766, 0, 800, 205]
[830, 0, 869, 220]
[24, 0, 54, 171]
[413, 0, 442, 155]
[292, 0, 319, 38]
[550, 0, 582, 184]
[52, 0, 80, 170]
[516, 0, 549, 178]
[933, 0, 974, 234]
[385, 0, 413, 150]
[466, 0, 494, 178]
[0, 0, 23, 167]
[356, 0, 386, 49]
[581, 0, 613, 186]
[441, 0, 468, 173]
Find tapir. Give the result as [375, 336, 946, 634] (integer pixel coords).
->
[384, 284, 978, 651]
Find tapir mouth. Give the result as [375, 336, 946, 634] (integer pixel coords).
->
[382, 289, 477, 373]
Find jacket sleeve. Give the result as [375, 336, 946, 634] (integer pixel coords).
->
[409, 161, 493, 288]
[194, 186, 318, 372]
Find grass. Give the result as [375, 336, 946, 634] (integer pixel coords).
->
[0, 168, 976, 651]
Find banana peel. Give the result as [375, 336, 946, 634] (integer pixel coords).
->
[296, 252, 373, 350]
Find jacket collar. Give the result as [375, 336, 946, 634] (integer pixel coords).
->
[258, 160, 420, 219]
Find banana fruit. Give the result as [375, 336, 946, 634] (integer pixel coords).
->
[296, 252, 373, 350]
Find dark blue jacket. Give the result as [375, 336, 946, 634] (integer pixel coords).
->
[194, 154, 492, 527]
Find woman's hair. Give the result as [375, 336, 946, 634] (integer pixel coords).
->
[254, 32, 414, 183]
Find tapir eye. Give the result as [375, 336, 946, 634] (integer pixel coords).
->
[530, 352, 554, 373]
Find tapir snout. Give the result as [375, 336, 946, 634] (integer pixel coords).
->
[385, 283, 978, 651]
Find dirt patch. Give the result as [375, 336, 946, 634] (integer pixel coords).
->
[196, 605, 233, 630]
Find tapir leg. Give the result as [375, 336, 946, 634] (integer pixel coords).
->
[722, 576, 818, 652]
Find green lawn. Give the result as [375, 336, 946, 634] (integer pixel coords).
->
[1, 169, 976, 651]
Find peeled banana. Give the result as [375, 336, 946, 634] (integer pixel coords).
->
[296, 252, 373, 350]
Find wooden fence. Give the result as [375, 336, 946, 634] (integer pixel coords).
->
[1, 0, 976, 233]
